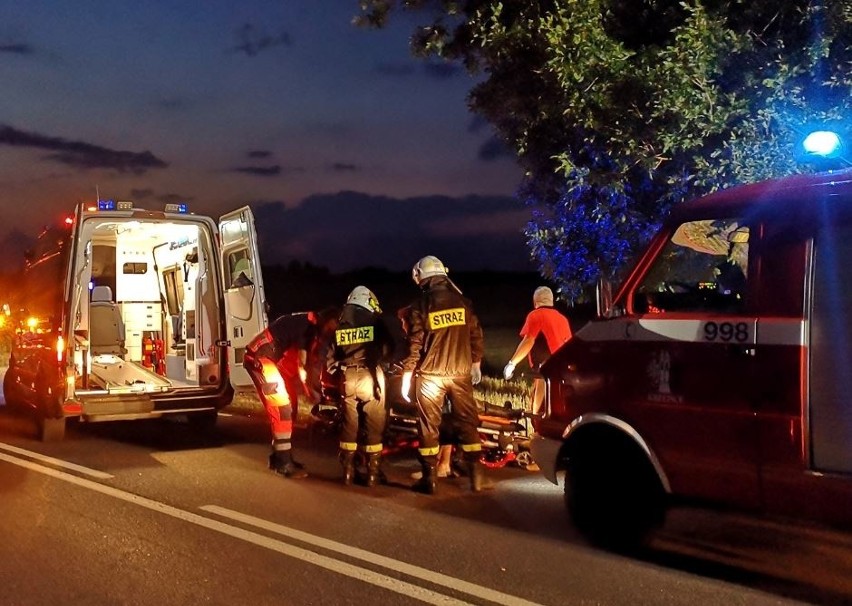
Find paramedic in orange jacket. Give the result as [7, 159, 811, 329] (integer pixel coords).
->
[244, 309, 337, 478]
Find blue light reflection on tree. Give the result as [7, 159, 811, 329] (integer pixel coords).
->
[522, 158, 691, 302]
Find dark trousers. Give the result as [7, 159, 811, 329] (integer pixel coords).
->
[415, 374, 481, 463]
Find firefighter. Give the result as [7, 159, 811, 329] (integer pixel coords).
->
[328, 286, 394, 487]
[400, 255, 486, 494]
[244, 309, 338, 478]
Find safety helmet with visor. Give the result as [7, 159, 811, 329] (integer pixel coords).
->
[411, 255, 448, 285]
[346, 285, 382, 314]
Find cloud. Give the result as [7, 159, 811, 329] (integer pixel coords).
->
[248, 150, 272, 159]
[0, 228, 34, 273]
[230, 23, 291, 57]
[157, 193, 193, 204]
[329, 162, 360, 172]
[231, 165, 282, 177]
[478, 135, 514, 162]
[130, 188, 155, 200]
[251, 192, 534, 272]
[0, 43, 34, 56]
[468, 115, 489, 134]
[0, 124, 168, 173]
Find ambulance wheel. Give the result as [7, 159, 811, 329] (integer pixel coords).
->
[36, 372, 66, 442]
[565, 439, 665, 550]
[188, 410, 218, 430]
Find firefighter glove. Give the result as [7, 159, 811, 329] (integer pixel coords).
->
[298, 366, 308, 384]
[503, 361, 516, 381]
[401, 371, 413, 403]
[471, 362, 482, 385]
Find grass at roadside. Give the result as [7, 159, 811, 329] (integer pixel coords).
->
[227, 374, 533, 417]
[226, 325, 534, 417]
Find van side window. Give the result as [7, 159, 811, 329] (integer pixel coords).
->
[122, 262, 148, 275]
[227, 249, 253, 288]
[634, 218, 749, 314]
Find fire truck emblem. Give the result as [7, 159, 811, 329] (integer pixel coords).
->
[647, 350, 683, 403]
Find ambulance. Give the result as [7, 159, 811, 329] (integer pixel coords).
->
[3, 200, 268, 441]
[531, 167, 852, 545]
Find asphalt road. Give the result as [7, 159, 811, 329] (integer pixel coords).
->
[1, 381, 851, 605]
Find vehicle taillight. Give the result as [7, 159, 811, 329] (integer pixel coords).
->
[56, 335, 64, 363]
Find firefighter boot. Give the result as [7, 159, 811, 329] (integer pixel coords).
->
[467, 460, 493, 493]
[412, 460, 438, 495]
[269, 451, 308, 479]
[339, 450, 356, 486]
[366, 453, 383, 488]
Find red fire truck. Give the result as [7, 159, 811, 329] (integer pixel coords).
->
[531, 167, 852, 546]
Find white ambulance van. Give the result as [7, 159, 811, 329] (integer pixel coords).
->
[3, 200, 268, 441]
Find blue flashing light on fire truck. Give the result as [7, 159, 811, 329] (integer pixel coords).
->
[802, 130, 843, 159]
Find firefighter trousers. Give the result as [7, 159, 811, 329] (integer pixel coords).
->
[338, 366, 386, 454]
[414, 374, 481, 463]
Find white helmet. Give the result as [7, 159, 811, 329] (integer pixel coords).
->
[411, 255, 448, 285]
[346, 285, 382, 313]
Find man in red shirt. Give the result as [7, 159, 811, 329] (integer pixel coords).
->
[503, 286, 572, 416]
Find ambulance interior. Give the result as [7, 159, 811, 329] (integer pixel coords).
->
[72, 218, 222, 395]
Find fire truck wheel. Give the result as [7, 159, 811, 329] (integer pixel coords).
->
[565, 441, 665, 550]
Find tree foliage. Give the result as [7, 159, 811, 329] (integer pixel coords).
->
[356, 1, 852, 299]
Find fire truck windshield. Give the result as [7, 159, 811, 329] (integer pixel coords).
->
[633, 218, 749, 314]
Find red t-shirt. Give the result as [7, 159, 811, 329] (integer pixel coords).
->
[520, 306, 572, 367]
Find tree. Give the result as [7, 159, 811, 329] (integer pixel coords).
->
[357, 1, 851, 299]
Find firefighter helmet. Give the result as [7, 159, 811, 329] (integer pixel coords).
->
[411, 255, 448, 285]
[346, 285, 382, 314]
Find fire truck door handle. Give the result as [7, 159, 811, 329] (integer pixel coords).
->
[726, 344, 755, 356]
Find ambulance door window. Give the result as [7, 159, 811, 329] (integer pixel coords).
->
[90, 244, 117, 301]
[227, 249, 253, 289]
[634, 218, 749, 314]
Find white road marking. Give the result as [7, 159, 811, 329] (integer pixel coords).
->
[0, 452, 542, 605]
[203, 505, 545, 606]
[0, 442, 113, 479]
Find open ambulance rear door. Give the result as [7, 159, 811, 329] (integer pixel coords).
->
[219, 207, 269, 390]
